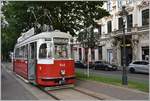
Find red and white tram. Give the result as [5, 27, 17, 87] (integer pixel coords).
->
[13, 28, 75, 86]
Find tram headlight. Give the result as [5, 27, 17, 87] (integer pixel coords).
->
[60, 69, 65, 76]
[39, 66, 42, 70]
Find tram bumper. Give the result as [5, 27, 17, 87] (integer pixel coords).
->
[38, 76, 75, 86]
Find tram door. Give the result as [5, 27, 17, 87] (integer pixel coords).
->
[28, 42, 37, 80]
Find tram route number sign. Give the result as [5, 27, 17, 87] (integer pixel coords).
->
[53, 38, 69, 43]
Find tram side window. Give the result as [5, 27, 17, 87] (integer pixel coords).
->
[15, 48, 19, 58]
[39, 43, 47, 58]
[22, 46, 25, 58]
[19, 46, 24, 58]
[47, 43, 52, 58]
[71, 45, 74, 58]
[24, 45, 28, 58]
[30, 43, 36, 59]
[19, 47, 22, 58]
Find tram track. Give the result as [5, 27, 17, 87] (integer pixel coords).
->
[38, 86, 60, 100]
[72, 87, 104, 100]
[37, 85, 104, 100]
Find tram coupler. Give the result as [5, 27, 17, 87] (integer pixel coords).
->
[59, 77, 66, 85]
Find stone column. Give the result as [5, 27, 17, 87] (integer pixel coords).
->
[132, 34, 139, 61]
[111, 39, 118, 65]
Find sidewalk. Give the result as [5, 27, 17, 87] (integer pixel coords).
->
[76, 79, 149, 100]
[1, 63, 54, 100]
[1, 64, 37, 100]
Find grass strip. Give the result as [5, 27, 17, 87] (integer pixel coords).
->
[76, 71, 149, 92]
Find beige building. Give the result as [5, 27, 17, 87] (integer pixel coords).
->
[73, 0, 149, 66]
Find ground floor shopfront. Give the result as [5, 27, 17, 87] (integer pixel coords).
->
[73, 32, 149, 66]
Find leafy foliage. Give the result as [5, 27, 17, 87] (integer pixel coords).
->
[1, 1, 109, 61]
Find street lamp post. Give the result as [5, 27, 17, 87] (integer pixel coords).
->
[119, 6, 128, 85]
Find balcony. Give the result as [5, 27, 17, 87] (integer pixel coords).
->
[101, 33, 111, 39]
[99, 25, 149, 40]
[111, 25, 149, 37]
[137, 25, 149, 32]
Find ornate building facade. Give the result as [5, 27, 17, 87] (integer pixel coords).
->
[73, 0, 149, 66]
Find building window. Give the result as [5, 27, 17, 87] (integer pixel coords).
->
[118, 17, 123, 30]
[79, 48, 82, 60]
[98, 46, 102, 60]
[91, 48, 95, 60]
[126, 0, 133, 4]
[107, 49, 113, 63]
[98, 25, 102, 36]
[142, 46, 149, 61]
[127, 14, 133, 31]
[142, 9, 149, 26]
[129, 0, 133, 3]
[107, 21, 112, 33]
[107, 0, 112, 11]
[117, 0, 122, 8]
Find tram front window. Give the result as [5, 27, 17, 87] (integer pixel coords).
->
[39, 43, 53, 59]
[54, 44, 68, 59]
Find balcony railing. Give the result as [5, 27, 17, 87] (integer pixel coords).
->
[137, 25, 149, 31]
[115, 29, 123, 34]
[99, 25, 149, 39]
[101, 33, 111, 38]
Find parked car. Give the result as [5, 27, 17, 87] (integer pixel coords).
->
[75, 61, 87, 68]
[128, 60, 149, 73]
[93, 60, 118, 71]
[84, 61, 95, 68]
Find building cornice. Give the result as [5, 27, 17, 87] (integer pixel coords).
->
[115, 5, 134, 16]
[126, 5, 134, 12]
[104, 15, 113, 21]
[137, 0, 149, 9]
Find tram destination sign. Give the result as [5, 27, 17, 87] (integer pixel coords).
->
[53, 38, 69, 43]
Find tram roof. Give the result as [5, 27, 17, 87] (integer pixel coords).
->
[15, 30, 72, 47]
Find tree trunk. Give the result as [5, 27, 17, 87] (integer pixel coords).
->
[87, 48, 90, 77]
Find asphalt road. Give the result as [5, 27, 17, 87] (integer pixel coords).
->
[76, 68, 149, 84]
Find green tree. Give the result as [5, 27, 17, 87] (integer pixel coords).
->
[1, 1, 109, 61]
